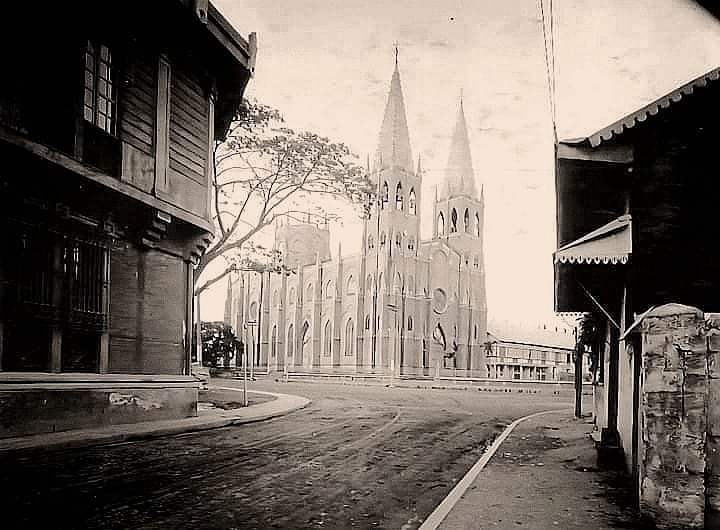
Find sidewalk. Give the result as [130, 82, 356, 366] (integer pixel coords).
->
[434, 411, 646, 530]
[0, 387, 310, 455]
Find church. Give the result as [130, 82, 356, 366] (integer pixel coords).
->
[227, 59, 488, 377]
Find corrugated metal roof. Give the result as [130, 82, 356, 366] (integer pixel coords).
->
[562, 67, 720, 148]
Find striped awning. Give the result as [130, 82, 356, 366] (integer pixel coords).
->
[554, 215, 632, 265]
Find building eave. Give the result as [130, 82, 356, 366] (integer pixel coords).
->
[561, 66, 720, 148]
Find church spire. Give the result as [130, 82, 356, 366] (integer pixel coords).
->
[373, 53, 413, 174]
[440, 98, 476, 199]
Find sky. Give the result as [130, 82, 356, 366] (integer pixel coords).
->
[201, 0, 720, 328]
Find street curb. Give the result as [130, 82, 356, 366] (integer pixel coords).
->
[418, 408, 571, 530]
[0, 390, 310, 455]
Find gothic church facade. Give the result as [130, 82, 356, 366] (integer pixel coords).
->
[228, 61, 487, 376]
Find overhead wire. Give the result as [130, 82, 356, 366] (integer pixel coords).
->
[538, 0, 558, 144]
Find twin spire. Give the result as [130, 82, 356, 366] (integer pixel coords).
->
[373, 61, 414, 174]
[373, 55, 477, 200]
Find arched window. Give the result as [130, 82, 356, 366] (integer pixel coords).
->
[408, 237, 415, 251]
[408, 188, 417, 215]
[272, 290, 279, 307]
[396, 182, 404, 210]
[365, 315, 371, 330]
[367, 234, 374, 250]
[289, 287, 296, 306]
[287, 324, 294, 357]
[249, 301, 258, 320]
[395, 272, 403, 292]
[306, 283, 313, 301]
[475, 212, 481, 237]
[301, 321, 311, 350]
[433, 323, 447, 350]
[323, 320, 332, 356]
[407, 275, 414, 294]
[474, 324, 478, 340]
[271, 325, 278, 357]
[407, 316, 414, 331]
[473, 256, 479, 269]
[381, 181, 389, 209]
[344, 319, 354, 356]
[346, 275, 356, 294]
[325, 280, 334, 299]
[464, 208, 470, 232]
[380, 232, 387, 247]
[366, 274, 373, 292]
[395, 232, 402, 248]
[450, 208, 458, 233]
[437, 212, 445, 235]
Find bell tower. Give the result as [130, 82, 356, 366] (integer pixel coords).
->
[365, 53, 422, 263]
[433, 98, 484, 262]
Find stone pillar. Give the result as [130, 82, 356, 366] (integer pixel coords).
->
[640, 304, 706, 529]
[705, 312, 720, 523]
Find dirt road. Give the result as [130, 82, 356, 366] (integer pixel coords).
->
[1, 380, 574, 529]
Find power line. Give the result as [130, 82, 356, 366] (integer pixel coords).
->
[537, 0, 558, 144]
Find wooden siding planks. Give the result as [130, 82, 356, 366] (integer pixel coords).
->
[169, 65, 208, 186]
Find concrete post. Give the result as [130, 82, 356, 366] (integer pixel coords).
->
[639, 303, 706, 529]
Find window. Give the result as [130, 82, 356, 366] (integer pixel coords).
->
[450, 209, 458, 233]
[289, 288, 296, 306]
[409, 188, 417, 215]
[323, 321, 332, 357]
[396, 182, 404, 210]
[366, 274, 373, 292]
[463, 208, 470, 232]
[365, 315, 371, 330]
[84, 41, 116, 134]
[272, 290, 279, 307]
[249, 301, 258, 321]
[474, 324, 478, 340]
[475, 212, 481, 237]
[513, 366, 521, 380]
[473, 256, 479, 269]
[437, 213, 445, 235]
[381, 182, 389, 209]
[346, 275, 356, 294]
[344, 319, 354, 356]
[408, 237, 415, 251]
[367, 235, 374, 250]
[271, 326, 278, 358]
[380, 232, 387, 247]
[395, 233, 402, 248]
[325, 280, 333, 299]
[407, 316, 414, 331]
[306, 283, 313, 301]
[287, 324, 295, 357]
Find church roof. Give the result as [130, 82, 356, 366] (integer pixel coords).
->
[440, 100, 477, 200]
[373, 62, 414, 174]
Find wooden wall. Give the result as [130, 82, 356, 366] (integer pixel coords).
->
[108, 243, 187, 375]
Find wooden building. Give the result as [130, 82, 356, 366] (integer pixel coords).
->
[0, 1, 256, 437]
[554, 67, 720, 527]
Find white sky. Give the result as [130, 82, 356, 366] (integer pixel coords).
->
[201, 0, 720, 327]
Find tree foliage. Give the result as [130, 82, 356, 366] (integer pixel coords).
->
[193, 321, 239, 368]
[195, 99, 374, 294]
[576, 313, 600, 374]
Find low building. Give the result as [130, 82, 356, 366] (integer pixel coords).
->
[0, 1, 255, 437]
[484, 321, 584, 382]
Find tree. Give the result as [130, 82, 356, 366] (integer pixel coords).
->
[195, 99, 373, 296]
[193, 321, 238, 368]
